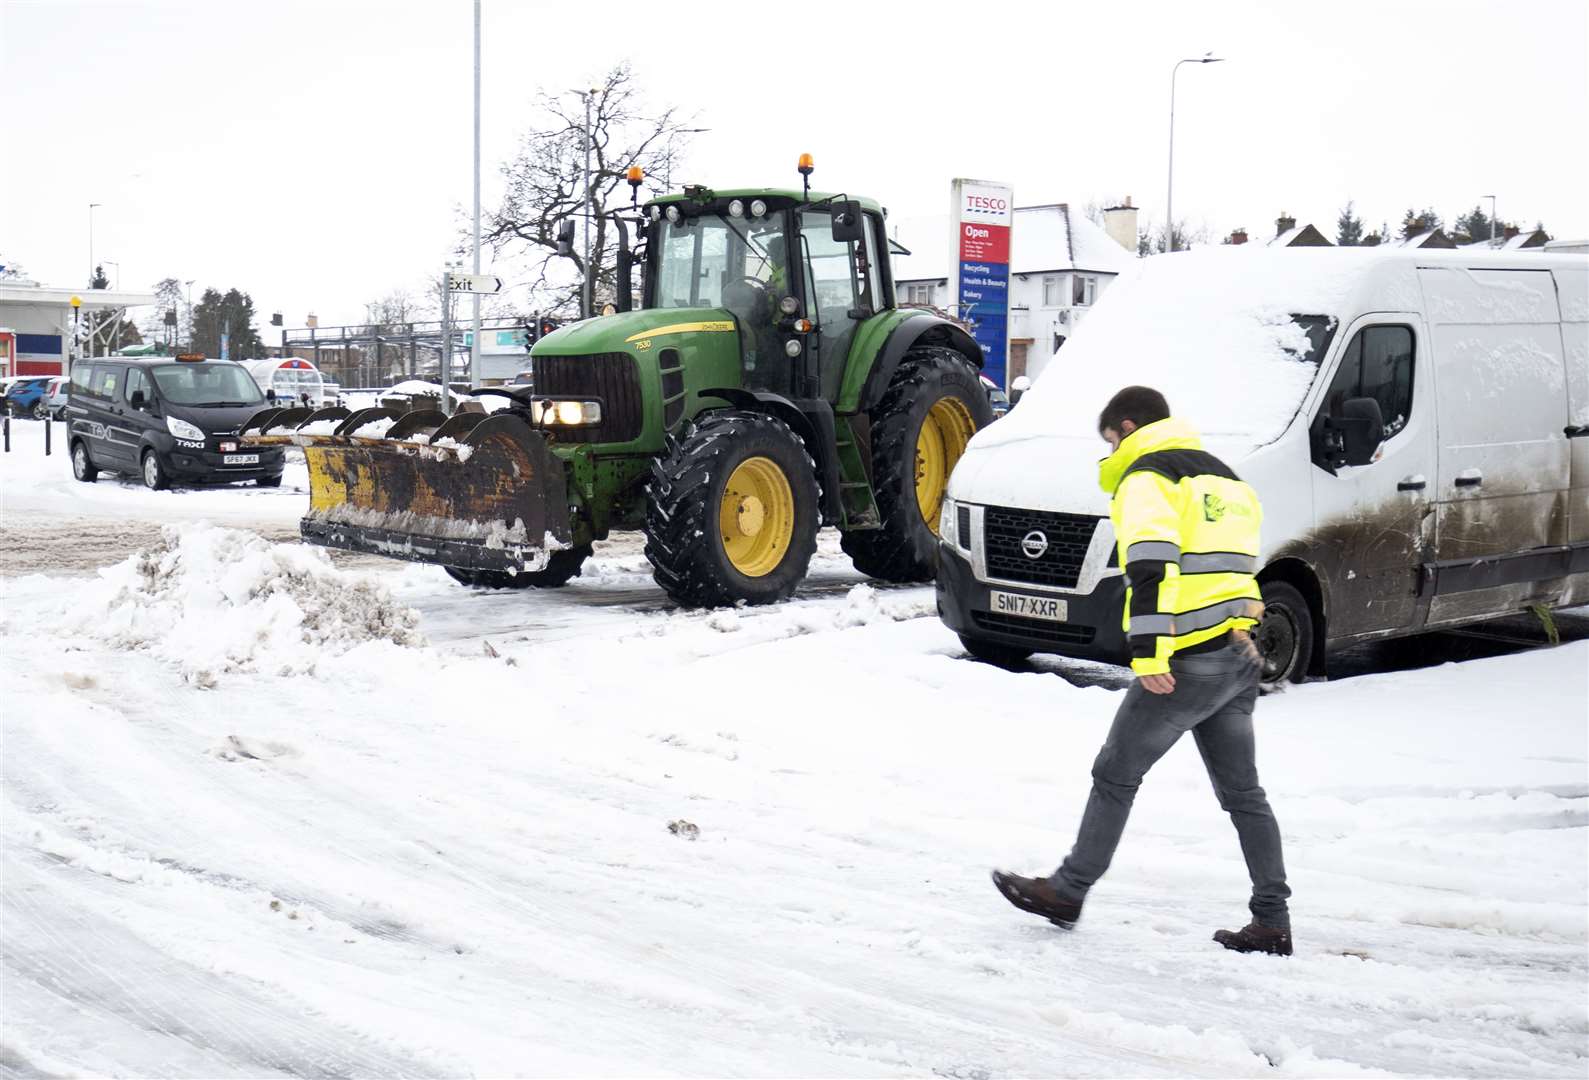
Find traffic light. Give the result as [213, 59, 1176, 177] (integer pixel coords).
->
[538, 317, 559, 339]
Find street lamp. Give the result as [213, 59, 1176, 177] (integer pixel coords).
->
[1483, 193, 1498, 246]
[1166, 53, 1223, 253]
[88, 203, 102, 283]
[184, 279, 195, 350]
[570, 87, 600, 319]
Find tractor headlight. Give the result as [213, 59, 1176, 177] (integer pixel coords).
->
[784, 339, 802, 358]
[778, 295, 800, 316]
[665, 205, 680, 223]
[750, 199, 767, 218]
[532, 399, 602, 427]
[728, 199, 744, 218]
[648, 205, 661, 222]
[166, 416, 205, 441]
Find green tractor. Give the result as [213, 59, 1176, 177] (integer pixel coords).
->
[242, 169, 993, 606]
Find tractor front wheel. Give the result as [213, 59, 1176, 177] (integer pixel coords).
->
[444, 544, 592, 590]
[645, 410, 820, 607]
[842, 346, 992, 582]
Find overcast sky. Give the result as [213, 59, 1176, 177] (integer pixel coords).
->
[3, 0, 1585, 337]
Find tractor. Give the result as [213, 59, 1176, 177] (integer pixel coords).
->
[242, 161, 994, 606]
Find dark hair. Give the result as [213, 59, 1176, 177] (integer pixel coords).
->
[1098, 385, 1170, 435]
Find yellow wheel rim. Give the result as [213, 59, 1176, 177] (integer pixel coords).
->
[915, 397, 976, 532]
[720, 456, 796, 578]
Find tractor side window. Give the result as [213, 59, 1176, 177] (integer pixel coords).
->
[863, 214, 886, 312]
[1320, 324, 1415, 439]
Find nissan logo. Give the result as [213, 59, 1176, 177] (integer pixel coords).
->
[1021, 530, 1049, 559]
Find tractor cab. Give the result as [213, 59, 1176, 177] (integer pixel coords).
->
[635, 187, 891, 403]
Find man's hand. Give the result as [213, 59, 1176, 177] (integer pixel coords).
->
[1138, 672, 1176, 695]
[1232, 629, 1263, 668]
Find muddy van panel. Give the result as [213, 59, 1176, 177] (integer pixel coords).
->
[1557, 267, 1589, 605]
[1418, 266, 1574, 625]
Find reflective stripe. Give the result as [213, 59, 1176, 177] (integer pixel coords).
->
[1125, 540, 1181, 564]
[1180, 552, 1257, 574]
[1129, 614, 1176, 635]
[1176, 597, 1260, 633]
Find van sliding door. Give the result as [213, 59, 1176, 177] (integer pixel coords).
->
[1555, 266, 1589, 605]
[1418, 266, 1572, 625]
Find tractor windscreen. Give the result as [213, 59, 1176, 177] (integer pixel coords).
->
[654, 213, 788, 310]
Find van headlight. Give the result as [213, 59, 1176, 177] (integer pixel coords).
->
[166, 416, 205, 441]
[531, 399, 603, 427]
[939, 496, 958, 546]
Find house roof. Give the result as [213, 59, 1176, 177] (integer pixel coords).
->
[1397, 230, 1457, 249]
[1267, 224, 1332, 247]
[890, 203, 1137, 283]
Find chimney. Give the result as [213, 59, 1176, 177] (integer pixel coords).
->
[1228, 228, 1248, 245]
[1503, 224, 1520, 240]
[1102, 195, 1139, 253]
[1275, 213, 1296, 237]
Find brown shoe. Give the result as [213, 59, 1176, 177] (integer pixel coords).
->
[991, 870, 1083, 929]
[1213, 922, 1292, 956]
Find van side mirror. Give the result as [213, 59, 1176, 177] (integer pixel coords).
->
[830, 200, 864, 243]
[129, 390, 146, 409]
[1010, 375, 1032, 404]
[1315, 396, 1385, 472]
[266, 388, 277, 403]
[1338, 397, 1385, 466]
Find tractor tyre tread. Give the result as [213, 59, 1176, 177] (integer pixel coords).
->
[644, 409, 820, 607]
[841, 346, 992, 582]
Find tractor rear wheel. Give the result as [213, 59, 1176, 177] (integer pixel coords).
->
[645, 410, 820, 607]
[842, 346, 991, 582]
[444, 544, 592, 590]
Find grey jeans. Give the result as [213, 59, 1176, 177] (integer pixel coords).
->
[1051, 641, 1291, 928]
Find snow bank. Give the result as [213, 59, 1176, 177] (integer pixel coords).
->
[74, 523, 424, 686]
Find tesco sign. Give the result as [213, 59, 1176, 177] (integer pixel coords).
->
[965, 194, 1008, 212]
[949, 177, 1014, 389]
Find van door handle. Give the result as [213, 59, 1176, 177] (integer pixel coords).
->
[1397, 475, 1426, 491]
[1567, 425, 1589, 439]
[1454, 469, 1483, 488]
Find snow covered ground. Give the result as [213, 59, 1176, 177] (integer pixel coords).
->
[3, 419, 1587, 1077]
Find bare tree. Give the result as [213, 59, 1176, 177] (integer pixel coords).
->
[487, 64, 699, 317]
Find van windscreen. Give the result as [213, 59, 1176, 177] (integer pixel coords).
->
[150, 363, 265, 406]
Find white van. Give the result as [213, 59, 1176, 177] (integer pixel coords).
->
[936, 247, 1588, 686]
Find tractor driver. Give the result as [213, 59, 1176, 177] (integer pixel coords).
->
[723, 225, 795, 382]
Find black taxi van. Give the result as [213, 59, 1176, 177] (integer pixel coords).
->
[66, 355, 286, 489]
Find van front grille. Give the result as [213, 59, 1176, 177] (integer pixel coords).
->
[983, 506, 1100, 589]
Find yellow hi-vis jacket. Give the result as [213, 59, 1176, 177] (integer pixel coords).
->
[1097, 417, 1264, 676]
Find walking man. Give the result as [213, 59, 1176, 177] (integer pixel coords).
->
[992, 386, 1293, 956]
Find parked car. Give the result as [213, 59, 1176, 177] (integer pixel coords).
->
[43, 376, 69, 419]
[66, 355, 285, 489]
[937, 247, 1589, 689]
[5, 376, 54, 418]
[980, 375, 1011, 419]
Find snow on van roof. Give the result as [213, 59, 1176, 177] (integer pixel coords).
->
[974, 247, 1390, 454]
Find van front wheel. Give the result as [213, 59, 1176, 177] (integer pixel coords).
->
[72, 441, 99, 483]
[1256, 580, 1314, 689]
[141, 450, 170, 491]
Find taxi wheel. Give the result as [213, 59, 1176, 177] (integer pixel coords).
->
[72, 441, 99, 483]
[141, 449, 170, 491]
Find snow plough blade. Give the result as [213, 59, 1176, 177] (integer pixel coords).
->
[240, 407, 571, 573]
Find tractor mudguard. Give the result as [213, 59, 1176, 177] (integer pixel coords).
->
[855, 317, 983, 415]
[699, 388, 842, 524]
